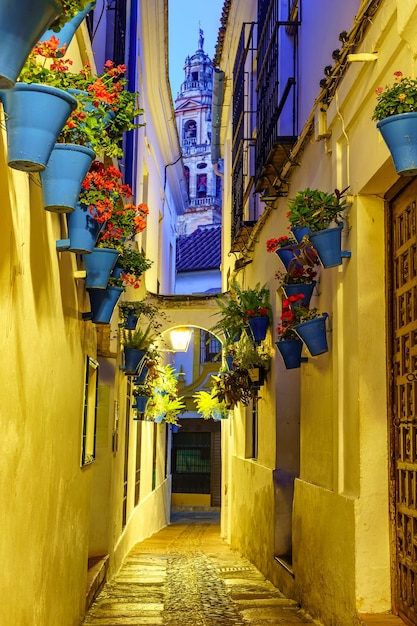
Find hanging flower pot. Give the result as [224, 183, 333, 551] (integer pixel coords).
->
[248, 365, 266, 389]
[40, 2, 95, 56]
[276, 339, 304, 369]
[282, 282, 315, 308]
[87, 286, 123, 324]
[291, 226, 312, 243]
[66, 203, 103, 254]
[294, 313, 329, 356]
[132, 395, 149, 415]
[225, 355, 234, 370]
[0, 83, 77, 171]
[83, 247, 120, 289]
[0, 0, 61, 89]
[309, 222, 347, 268]
[247, 315, 269, 343]
[124, 348, 146, 376]
[40, 143, 95, 213]
[124, 310, 139, 330]
[133, 364, 148, 385]
[275, 246, 302, 271]
[376, 113, 417, 176]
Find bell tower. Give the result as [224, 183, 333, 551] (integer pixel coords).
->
[174, 29, 222, 236]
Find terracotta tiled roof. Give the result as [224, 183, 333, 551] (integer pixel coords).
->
[176, 224, 221, 271]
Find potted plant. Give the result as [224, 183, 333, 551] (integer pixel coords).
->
[119, 299, 168, 331]
[233, 333, 271, 389]
[372, 70, 417, 176]
[84, 201, 149, 289]
[146, 364, 185, 425]
[275, 265, 318, 308]
[193, 388, 230, 420]
[121, 323, 160, 375]
[115, 247, 153, 291]
[232, 280, 273, 343]
[276, 296, 329, 364]
[210, 291, 245, 347]
[287, 187, 350, 268]
[0, 0, 90, 89]
[266, 234, 301, 270]
[211, 367, 256, 410]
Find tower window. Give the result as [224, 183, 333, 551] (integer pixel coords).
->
[184, 120, 197, 141]
[192, 71, 199, 81]
[197, 174, 207, 198]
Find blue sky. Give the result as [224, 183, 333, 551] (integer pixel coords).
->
[168, 0, 225, 99]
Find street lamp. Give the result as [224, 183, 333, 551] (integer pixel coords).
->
[169, 327, 193, 352]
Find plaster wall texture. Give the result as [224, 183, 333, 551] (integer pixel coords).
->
[217, 0, 404, 623]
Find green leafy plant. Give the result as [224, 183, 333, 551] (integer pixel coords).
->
[193, 388, 229, 420]
[233, 333, 271, 373]
[372, 71, 417, 122]
[210, 292, 245, 348]
[119, 299, 167, 325]
[52, 0, 91, 31]
[116, 247, 153, 289]
[287, 187, 349, 232]
[146, 364, 186, 425]
[96, 203, 149, 251]
[121, 323, 158, 351]
[232, 280, 273, 323]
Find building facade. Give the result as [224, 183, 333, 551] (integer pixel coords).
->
[215, 0, 417, 624]
[0, 1, 186, 624]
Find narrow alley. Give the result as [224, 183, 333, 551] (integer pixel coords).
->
[82, 510, 319, 626]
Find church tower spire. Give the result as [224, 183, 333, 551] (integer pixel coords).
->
[174, 29, 222, 236]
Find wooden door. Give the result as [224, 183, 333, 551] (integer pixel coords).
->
[391, 178, 417, 625]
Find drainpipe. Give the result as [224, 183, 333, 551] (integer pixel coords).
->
[211, 68, 225, 177]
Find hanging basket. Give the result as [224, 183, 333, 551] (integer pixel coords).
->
[124, 348, 146, 376]
[247, 315, 269, 343]
[377, 113, 417, 176]
[40, 2, 95, 56]
[294, 314, 329, 356]
[83, 247, 120, 289]
[309, 223, 349, 268]
[0, 0, 61, 89]
[40, 143, 95, 213]
[275, 339, 304, 369]
[66, 203, 103, 254]
[86, 286, 123, 324]
[0, 83, 77, 171]
[282, 282, 316, 308]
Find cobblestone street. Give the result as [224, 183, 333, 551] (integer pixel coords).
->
[82, 510, 320, 626]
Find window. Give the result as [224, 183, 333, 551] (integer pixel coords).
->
[81, 357, 99, 467]
[184, 119, 197, 141]
[245, 396, 258, 460]
[200, 330, 221, 363]
[197, 173, 207, 198]
[171, 432, 211, 494]
[184, 166, 190, 195]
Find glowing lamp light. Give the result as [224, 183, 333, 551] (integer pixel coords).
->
[169, 327, 193, 352]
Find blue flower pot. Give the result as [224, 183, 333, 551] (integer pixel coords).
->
[124, 348, 146, 376]
[133, 395, 148, 414]
[111, 265, 123, 279]
[247, 315, 269, 343]
[83, 247, 120, 289]
[309, 223, 343, 268]
[225, 355, 234, 370]
[0, 83, 77, 171]
[40, 143, 95, 213]
[124, 311, 138, 330]
[275, 246, 302, 271]
[133, 364, 148, 384]
[294, 314, 329, 356]
[276, 339, 304, 369]
[377, 113, 417, 176]
[291, 226, 312, 243]
[40, 2, 95, 56]
[0, 0, 61, 89]
[282, 282, 315, 308]
[66, 203, 103, 254]
[87, 286, 123, 324]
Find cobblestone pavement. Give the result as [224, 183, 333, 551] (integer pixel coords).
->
[82, 510, 320, 626]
